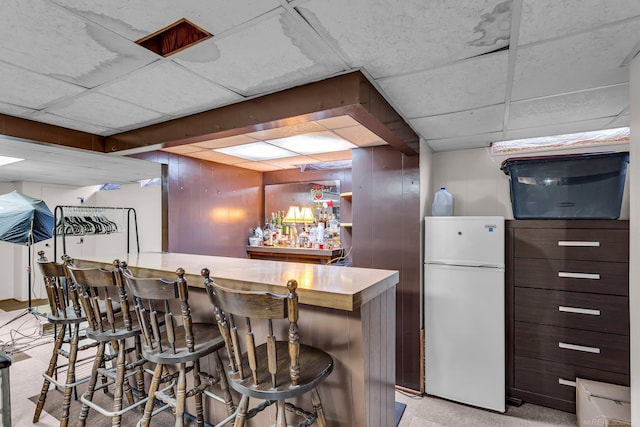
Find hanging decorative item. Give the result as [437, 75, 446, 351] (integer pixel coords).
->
[311, 185, 325, 200]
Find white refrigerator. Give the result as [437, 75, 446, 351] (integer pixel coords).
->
[424, 216, 505, 412]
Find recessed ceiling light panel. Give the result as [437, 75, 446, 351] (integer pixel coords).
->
[214, 142, 297, 161]
[266, 133, 356, 155]
[0, 156, 24, 166]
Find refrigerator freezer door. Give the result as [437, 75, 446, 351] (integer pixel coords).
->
[424, 263, 505, 412]
[425, 216, 505, 267]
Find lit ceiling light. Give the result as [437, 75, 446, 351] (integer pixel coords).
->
[266, 133, 356, 155]
[491, 127, 630, 155]
[214, 142, 297, 161]
[0, 156, 23, 166]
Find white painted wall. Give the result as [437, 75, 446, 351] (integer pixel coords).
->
[429, 143, 630, 219]
[629, 54, 639, 424]
[0, 182, 161, 303]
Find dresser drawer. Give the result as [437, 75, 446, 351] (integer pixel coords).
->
[515, 322, 629, 374]
[514, 228, 628, 262]
[514, 356, 629, 404]
[515, 288, 629, 334]
[514, 258, 628, 296]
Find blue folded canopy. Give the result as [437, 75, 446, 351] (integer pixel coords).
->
[0, 191, 53, 244]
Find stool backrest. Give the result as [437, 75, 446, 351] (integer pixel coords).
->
[122, 267, 195, 355]
[36, 251, 80, 319]
[202, 268, 301, 388]
[67, 260, 132, 333]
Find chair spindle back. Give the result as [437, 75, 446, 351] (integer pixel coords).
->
[202, 268, 301, 388]
[67, 260, 130, 333]
[36, 250, 80, 319]
[123, 267, 194, 355]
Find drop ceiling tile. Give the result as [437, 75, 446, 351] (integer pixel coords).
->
[234, 162, 282, 172]
[606, 115, 630, 128]
[30, 113, 113, 135]
[0, 62, 85, 109]
[519, 0, 640, 45]
[502, 117, 616, 141]
[512, 18, 640, 100]
[299, 0, 511, 77]
[98, 62, 241, 116]
[0, 0, 159, 88]
[315, 115, 361, 130]
[426, 132, 504, 152]
[47, 92, 166, 129]
[0, 103, 35, 116]
[411, 105, 505, 140]
[182, 150, 247, 165]
[333, 126, 385, 147]
[245, 121, 328, 140]
[508, 84, 629, 130]
[0, 135, 161, 186]
[50, 0, 281, 41]
[192, 135, 259, 149]
[308, 150, 352, 162]
[379, 52, 509, 118]
[162, 145, 206, 155]
[174, 11, 346, 96]
[263, 155, 317, 169]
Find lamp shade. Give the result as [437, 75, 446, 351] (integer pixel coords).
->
[299, 207, 316, 224]
[283, 206, 301, 223]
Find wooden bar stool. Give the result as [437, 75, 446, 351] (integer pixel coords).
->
[67, 260, 148, 427]
[33, 251, 98, 427]
[122, 265, 235, 427]
[202, 269, 334, 427]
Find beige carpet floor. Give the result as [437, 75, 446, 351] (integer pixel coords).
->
[0, 307, 203, 426]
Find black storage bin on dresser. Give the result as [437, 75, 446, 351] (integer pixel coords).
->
[501, 152, 629, 220]
[505, 220, 629, 413]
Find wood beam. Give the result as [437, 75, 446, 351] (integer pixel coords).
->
[0, 113, 105, 152]
[105, 71, 418, 156]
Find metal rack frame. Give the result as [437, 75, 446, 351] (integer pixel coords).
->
[53, 205, 140, 259]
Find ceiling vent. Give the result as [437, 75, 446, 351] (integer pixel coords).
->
[136, 18, 212, 57]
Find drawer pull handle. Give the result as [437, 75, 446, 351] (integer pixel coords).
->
[558, 272, 601, 280]
[559, 306, 601, 316]
[558, 378, 576, 388]
[558, 241, 600, 247]
[559, 342, 601, 354]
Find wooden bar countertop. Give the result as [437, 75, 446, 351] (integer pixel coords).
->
[76, 252, 398, 312]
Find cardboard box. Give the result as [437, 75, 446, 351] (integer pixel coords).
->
[576, 378, 630, 427]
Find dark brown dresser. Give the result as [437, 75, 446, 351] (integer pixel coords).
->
[506, 220, 630, 413]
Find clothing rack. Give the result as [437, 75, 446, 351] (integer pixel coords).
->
[53, 205, 140, 259]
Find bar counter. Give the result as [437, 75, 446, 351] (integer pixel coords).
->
[246, 245, 344, 264]
[75, 252, 398, 427]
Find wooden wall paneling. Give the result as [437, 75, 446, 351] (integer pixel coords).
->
[352, 145, 421, 391]
[400, 154, 421, 388]
[352, 148, 374, 267]
[136, 152, 262, 258]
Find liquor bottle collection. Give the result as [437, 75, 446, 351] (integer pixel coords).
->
[251, 208, 340, 249]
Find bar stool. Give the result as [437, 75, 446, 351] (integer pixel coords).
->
[122, 265, 235, 427]
[67, 260, 148, 427]
[202, 269, 334, 427]
[33, 251, 97, 427]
